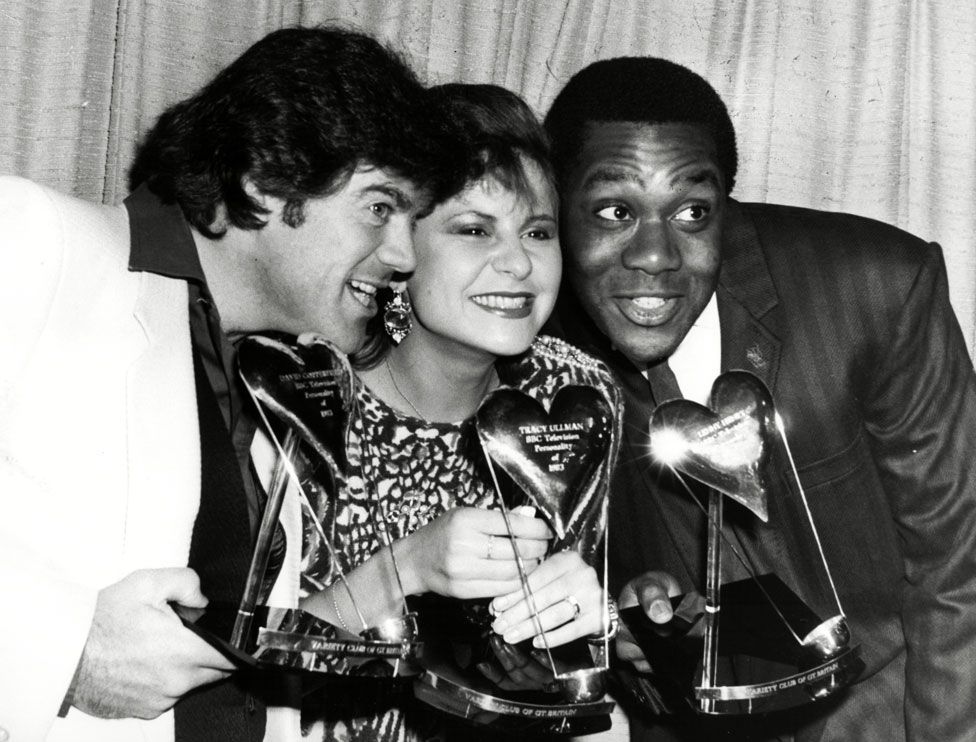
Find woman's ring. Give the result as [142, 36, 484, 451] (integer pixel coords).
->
[563, 595, 581, 620]
[487, 534, 495, 560]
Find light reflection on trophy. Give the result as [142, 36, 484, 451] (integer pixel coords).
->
[178, 333, 421, 676]
[623, 370, 863, 714]
[413, 383, 619, 735]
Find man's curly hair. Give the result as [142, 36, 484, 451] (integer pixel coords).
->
[128, 26, 461, 238]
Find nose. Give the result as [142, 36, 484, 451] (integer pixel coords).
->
[490, 236, 532, 280]
[621, 220, 681, 274]
[376, 215, 417, 273]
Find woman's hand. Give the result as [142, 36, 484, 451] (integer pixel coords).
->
[487, 549, 604, 648]
[398, 506, 552, 599]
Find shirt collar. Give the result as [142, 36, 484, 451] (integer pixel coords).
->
[125, 183, 206, 284]
[662, 293, 722, 406]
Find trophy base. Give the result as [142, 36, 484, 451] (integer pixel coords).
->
[172, 601, 263, 666]
[414, 668, 614, 735]
[408, 593, 613, 733]
[620, 574, 864, 715]
[175, 601, 422, 676]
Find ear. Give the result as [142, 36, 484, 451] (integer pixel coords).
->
[242, 177, 287, 223]
[242, 177, 269, 209]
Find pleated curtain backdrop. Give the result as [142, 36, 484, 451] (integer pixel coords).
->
[2, 0, 974, 351]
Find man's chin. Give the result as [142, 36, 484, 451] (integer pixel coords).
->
[610, 335, 680, 369]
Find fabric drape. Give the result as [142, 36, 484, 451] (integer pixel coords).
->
[2, 0, 974, 350]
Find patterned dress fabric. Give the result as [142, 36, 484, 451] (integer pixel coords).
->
[300, 335, 621, 742]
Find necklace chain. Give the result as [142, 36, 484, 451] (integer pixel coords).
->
[385, 357, 495, 419]
[386, 358, 423, 417]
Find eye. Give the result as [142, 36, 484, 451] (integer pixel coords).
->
[454, 224, 489, 237]
[673, 204, 710, 223]
[594, 204, 633, 222]
[369, 202, 393, 222]
[524, 227, 554, 241]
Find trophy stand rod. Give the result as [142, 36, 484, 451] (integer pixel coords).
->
[481, 447, 557, 672]
[701, 489, 724, 713]
[675, 473, 805, 646]
[232, 430, 300, 649]
[775, 413, 845, 617]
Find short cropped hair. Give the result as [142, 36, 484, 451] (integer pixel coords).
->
[128, 26, 459, 238]
[354, 83, 555, 369]
[544, 57, 738, 194]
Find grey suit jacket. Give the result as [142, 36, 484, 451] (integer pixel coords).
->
[550, 199, 976, 742]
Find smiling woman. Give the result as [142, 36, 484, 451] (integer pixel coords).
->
[297, 84, 622, 741]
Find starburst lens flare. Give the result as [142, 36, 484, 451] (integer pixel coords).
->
[650, 426, 690, 467]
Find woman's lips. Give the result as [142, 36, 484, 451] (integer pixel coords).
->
[471, 293, 534, 319]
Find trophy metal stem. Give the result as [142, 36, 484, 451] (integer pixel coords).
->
[232, 430, 301, 648]
[481, 449, 557, 672]
[774, 413, 845, 617]
[673, 471, 804, 646]
[701, 490, 723, 713]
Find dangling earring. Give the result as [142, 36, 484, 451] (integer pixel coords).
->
[383, 289, 412, 344]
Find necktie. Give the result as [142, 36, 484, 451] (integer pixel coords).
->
[645, 359, 683, 405]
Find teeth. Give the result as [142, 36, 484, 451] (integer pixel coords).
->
[349, 280, 378, 296]
[348, 280, 377, 308]
[630, 296, 667, 309]
[472, 295, 529, 309]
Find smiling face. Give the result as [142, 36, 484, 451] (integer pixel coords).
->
[561, 121, 725, 366]
[251, 165, 422, 353]
[407, 157, 562, 361]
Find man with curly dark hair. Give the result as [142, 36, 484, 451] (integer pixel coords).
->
[0, 25, 459, 742]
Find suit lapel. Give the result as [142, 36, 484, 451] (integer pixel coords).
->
[716, 202, 802, 586]
[125, 271, 199, 570]
[718, 200, 782, 390]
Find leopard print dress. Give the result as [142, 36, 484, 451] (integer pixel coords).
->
[300, 335, 621, 742]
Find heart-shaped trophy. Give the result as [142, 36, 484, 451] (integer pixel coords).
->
[648, 370, 775, 521]
[625, 370, 862, 715]
[238, 332, 354, 475]
[236, 334, 419, 674]
[414, 383, 617, 734]
[238, 332, 353, 592]
[475, 386, 613, 545]
[176, 333, 358, 666]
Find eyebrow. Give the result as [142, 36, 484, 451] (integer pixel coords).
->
[582, 167, 644, 190]
[360, 184, 414, 211]
[582, 166, 722, 192]
[676, 168, 722, 190]
[452, 210, 496, 222]
[452, 210, 557, 224]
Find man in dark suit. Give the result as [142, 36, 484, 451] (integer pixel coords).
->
[544, 57, 976, 741]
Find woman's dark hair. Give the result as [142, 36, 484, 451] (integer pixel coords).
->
[426, 83, 555, 207]
[128, 26, 460, 238]
[544, 57, 738, 195]
[353, 83, 555, 369]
